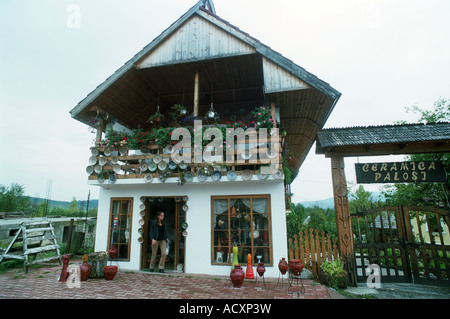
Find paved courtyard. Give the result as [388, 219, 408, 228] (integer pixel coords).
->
[0, 261, 333, 300]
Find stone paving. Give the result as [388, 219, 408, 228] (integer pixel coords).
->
[0, 261, 332, 300]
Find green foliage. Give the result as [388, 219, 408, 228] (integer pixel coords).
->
[286, 203, 337, 239]
[320, 259, 345, 277]
[383, 97, 450, 209]
[0, 184, 30, 213]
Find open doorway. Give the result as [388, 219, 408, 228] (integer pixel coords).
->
[140, 196, 187, 272]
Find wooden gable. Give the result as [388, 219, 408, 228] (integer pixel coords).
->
[137, 15, 256, 69]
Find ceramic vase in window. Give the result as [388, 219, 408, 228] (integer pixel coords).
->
[230, 265, 245, 288]
[278, 257, 288, 275]
[109, 244, 118, 260]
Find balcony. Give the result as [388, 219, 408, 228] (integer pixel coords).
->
[86, 136, 285, 185]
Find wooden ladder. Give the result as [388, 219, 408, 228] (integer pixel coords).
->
[0, 219, 62, 273]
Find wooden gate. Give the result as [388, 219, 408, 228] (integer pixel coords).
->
[351, 206, 450, 287]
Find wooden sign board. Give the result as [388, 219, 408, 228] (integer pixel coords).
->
[355, 161, 447, 184]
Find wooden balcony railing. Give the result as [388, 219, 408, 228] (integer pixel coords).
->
[86, 138, 285, 184]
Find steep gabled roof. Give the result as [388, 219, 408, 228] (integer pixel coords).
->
[70, 0, 340, 120]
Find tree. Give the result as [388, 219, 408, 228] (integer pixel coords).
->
[0, 183, 30, 213]
[383, 97, 450, 208]
[349, 185, 374, 213]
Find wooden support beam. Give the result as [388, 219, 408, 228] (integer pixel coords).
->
[330, 157, 354, 257]
[193, 71, 199, 116]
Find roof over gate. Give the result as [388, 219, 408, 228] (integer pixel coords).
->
[69, 0, 341, 176]
[315, 122, 450, 157]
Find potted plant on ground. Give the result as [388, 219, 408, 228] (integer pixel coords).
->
[320, 259, 348, 289]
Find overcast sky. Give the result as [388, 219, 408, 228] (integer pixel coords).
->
[1, 0, 449, 203]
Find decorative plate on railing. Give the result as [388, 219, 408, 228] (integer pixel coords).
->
[241, 169, 253, 181]
[144, 174, 153, 183]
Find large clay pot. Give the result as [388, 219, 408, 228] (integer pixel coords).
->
[257, 262, 266, 277]
[104, 265, 118, 280]
[79, 255, 92, 281]
[230, 265, 245, 288]
[109, 245, 118, 260]
[288, 259, 304, 276]
[278, 258, 288, 275]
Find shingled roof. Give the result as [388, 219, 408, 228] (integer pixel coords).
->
[316, 122, 450, 157]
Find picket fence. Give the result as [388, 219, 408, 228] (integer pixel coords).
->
[288, 229, 339, 278]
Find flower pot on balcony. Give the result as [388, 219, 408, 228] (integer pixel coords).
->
[104, 265, 118, 280]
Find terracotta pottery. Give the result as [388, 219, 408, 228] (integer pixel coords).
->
[230, 265, 245, 288]
[245, 253, 254, 279]
[59, 254, 71, 282]
[79, 254, 92, 281]
[257, 262, 266, 277]
[109, 245, 118, 260]
[104, 265, 118, 280]
[278, 258, 288, 275]
[288, 259, 304, 276]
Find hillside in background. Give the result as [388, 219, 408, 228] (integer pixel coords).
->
[298, 192, 385, 210]
[29, 197, 98, 210]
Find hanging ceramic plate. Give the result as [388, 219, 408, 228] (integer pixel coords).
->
[168, 161, 177, 170]
[140, 196, 146, 202]
[158, 175, 165, 182]
[182, 222, 188, 229]
[149, 162, 157, 172]
[148, 197, 154, 202]
[241, 169, 253, 181]
[139, 211, 145, 217]
[197, 172, 207, 182]
[140, 145, 149, 154]
[139, 219, 145, 226]
[153, 154, 162, 164]
[182, 204, 188, 212]
[138, 237, 143, 244]
[94, 165, 102, 174]
[182, 230, 188, 237]
[257, 169, 268, 180]
[119, 147, 128, 156]
[98, 157, 107, 166]
[175, 196, 181, 202]
[109, 174, 117, 184]
[158, 197, 164, 202]
[179, 162, 188, 170]
[139, 203, 145, 210]
[91, 148, 99, 156]
[140, 162, 148, 171]
[273, 169, 284, 179]
[212, 170, 222, 182]
[158, 161, 167, 171]
[103, 148, 111, 156]
[183, 195, 189, 201]
[227, 170, 237, 181]
[86, 166, 94, 175]
[164, 145, 174, 154]
[89, 156, 97, 165]
[184, 172, 193, 182]
[113, 164, 121, 173]
[138, 227, 144, 234]
[97, 177, 105, 184]
[111, 156, 119, 164]
[144, 174, 153, 183]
